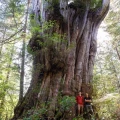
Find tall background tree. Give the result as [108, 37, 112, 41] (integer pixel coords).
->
[0, 0, 32, 119]
[19, 0, 30, 102]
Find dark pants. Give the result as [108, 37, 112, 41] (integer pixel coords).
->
[85, 105, 93, 113]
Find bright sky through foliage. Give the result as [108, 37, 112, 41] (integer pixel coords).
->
[97, 22, 111, 45]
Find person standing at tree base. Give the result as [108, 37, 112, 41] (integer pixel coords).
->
[84, 93, 93, 114]
[76, 91, 84, 116]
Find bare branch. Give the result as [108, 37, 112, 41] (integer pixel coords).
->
[0, 28, 23, 43]
[1, 37, 21, 44]
[115, 47, 120, 60]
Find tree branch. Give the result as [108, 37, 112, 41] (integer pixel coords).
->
[115, 47, 120, 60]
[93, 0, 110, 27]
[99, 0, 110, 16]
[1, 37, 21, 44]
[0, 28, 23, 43]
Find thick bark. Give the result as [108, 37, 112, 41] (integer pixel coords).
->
[12, 0, 110, 119]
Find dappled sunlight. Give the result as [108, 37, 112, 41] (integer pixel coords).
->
[93, 93, 119, 103]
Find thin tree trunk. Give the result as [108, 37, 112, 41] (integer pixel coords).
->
[111, 48, 120, 92]
[115, 47, 120, 61]
[12, 0, 110, 119]
[0, 28, 6, 59]
[19, 0, 30, 102]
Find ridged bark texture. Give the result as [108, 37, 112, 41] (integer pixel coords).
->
[11, 0, 110, 119]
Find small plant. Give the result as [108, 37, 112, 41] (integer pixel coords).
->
[23, 118, 31, 120]
[90, 0, 102, 8]
[59, 96, 76, 111]
[23, 105, 48, 120]
[54, 96, 76, 119]
[73, 115, 85, 120]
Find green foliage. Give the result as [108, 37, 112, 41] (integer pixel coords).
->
[0, 44, 19, 120]
[73, 116, 85, 120]
[28, 19, 67, 55]
[71, 0, 102, 9]
[93, 12, 120, 118]
[96, 1, 120, 119]
[0, 0, 32, 119]
[23, 106, 48, 120]
[30, 20, 55, 34]
[90, 0, 102, 8]
[23, 118, 31, 120]
[30, 20, 64, 48]
[58, 96, 76, 111]
[23, 96, 76, 119]
[52, 0, 59, 5]
[105, 0, 120, 50]
[8, 0, 25, 18]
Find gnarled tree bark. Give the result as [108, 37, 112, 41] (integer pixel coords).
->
[11, 0, 110, 119]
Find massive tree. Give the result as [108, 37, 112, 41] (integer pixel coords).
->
[12, 0, 110, 119]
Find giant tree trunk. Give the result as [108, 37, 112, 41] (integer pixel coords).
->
[12, 0, 110, 119]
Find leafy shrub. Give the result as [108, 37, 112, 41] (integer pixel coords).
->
[59, 96, 76, 111]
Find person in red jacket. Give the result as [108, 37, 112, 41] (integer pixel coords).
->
[76, 91, 84, 115]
